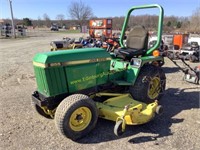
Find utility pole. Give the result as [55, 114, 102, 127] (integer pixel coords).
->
[8, 0, 16, 38]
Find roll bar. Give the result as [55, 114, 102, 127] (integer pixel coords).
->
[119, 4, 164, 55]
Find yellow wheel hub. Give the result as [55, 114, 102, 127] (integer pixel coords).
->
[69, 107, 92, 131]
[148, 77, 161, 99]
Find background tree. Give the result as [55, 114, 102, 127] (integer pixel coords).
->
[166, 21, 171, 27]
[43, 13, 51, 27]
[176, 21, 182, 28]
[179, 17, 190, 30]
[112, 16, 124, 30]
[68, 0, 93, 31]
[37, 16, 44, 27]
[56, 14, 65, 27]
[22, 18, 32, 26]
[189, 7, 200, 32]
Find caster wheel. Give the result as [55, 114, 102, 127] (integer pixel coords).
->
[114, 120, 124, 136]
[156, 105, 163, 115]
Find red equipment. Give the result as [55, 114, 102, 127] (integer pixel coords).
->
[89, 19, 112, 38]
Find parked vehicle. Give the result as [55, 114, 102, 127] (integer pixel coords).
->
[50, 25, 59, 31]
[188, 34, 200, 46]
[167, 43, 199, 63]
[50, 38, 83, 51]
[190, 41, 199, 50]
[32, 4, 165, 141]
[175, 41, 199, 62]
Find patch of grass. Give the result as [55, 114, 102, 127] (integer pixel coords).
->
[55, 30, 81, 34]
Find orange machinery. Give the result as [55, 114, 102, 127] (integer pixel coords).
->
[173, 34, 189, 49]
[89, 19, 112, 38]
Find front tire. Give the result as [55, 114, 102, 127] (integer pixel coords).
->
[55, 94, 98, 141]
[130, 65, 166, 103]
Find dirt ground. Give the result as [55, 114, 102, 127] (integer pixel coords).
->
[0, 31, 200, 150]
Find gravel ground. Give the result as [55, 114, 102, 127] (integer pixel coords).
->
[0, 31, 200, 150]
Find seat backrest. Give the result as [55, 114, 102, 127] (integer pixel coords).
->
[126, 25, 148, 50]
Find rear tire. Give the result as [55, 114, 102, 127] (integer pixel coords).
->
[55, 94, 98, 141]
[129, 65, 166, 103]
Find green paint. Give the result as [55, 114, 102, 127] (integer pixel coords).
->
[33, 48, 112, 96]
[33, 4, 164, 98]
[33, 48, 110, 64]
[120, 4, 164, 55]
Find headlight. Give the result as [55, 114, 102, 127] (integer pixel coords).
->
[130, 58, 142, 68]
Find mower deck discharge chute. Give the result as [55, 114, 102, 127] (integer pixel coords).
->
[32, 4, 165, 141]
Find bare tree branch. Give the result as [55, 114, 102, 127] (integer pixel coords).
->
[190, 7, 200, 32]
[43, 13, 51, 27]
[56, 14, 65, 27]
[68, 0, 93, 31]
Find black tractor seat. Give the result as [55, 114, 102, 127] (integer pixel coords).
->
[115, 25, 148, 61]
[116, 48, 147, 60]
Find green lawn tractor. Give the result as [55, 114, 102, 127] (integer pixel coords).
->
[32, 4, 166, 141]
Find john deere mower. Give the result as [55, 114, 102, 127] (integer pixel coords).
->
[32, 4, 166, 141]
